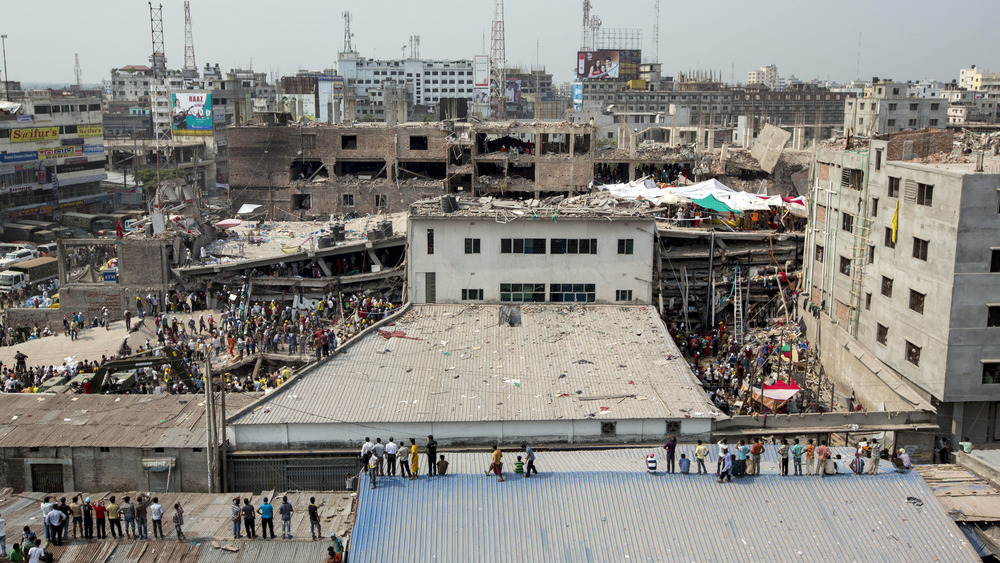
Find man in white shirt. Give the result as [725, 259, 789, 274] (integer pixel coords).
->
[0, 511, 6, 558]
[150, 497, 164, 539]
[28, 544, 45, 563]
[716, 438, 728, 476]
[45, 507, 66, 546]
[384, 437, 399, 476]
[40, 497, 54, 542]
[360, 437, 373, 474]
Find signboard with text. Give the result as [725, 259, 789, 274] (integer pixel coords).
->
[37, 146, 82, 160]
[171, 92, 214, 136]
[78, 124, 104, 138]
[474, 55, 490, 88]
[573, 82, 583, 111]
[11, 127, 59, 143]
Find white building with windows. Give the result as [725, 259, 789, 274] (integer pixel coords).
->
[843, 81, 948, 135]
[337, 52, 475, 118]
[405, 198, 654, 305]
[804, 139, 1000, 444]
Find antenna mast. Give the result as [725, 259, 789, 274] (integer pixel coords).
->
[489, 0, 506, 120]
[342, 12, 355, 54]
[74, 54, 82, 90]
[653, 0, 660, 63]
[183, 1, 198, 80]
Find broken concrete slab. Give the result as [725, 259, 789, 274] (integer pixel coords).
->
[750, 124, 792, 173]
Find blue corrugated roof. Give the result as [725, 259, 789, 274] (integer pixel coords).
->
[350, 447, 978, 562]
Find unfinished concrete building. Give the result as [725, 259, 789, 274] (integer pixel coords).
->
[226, 121, 597, 218]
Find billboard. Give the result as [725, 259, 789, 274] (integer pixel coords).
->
[505, 79, 522, 103]
[474, 55, 490, 88]
[171, 92, 214, 136]
[78, 124, 104, 138]
[575, 50, 641, 81]
[11, 127, 59, 143]
[573, 82, 583, 111]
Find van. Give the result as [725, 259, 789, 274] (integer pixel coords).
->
[0, 249, 37, 269]
[37, 243, 58, 257]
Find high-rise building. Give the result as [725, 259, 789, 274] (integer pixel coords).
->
[747, 64, 779, 90]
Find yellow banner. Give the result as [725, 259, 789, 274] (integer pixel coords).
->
[173, 129, 214, 137]
[37, 146, 81, 160]
[11, 127, 59, 143]
[891, 200, 899, 243]
[77, 124, 103, 138]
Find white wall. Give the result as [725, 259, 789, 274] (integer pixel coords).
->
[407, 216, 655, 305]
[232, 417, 713, 449]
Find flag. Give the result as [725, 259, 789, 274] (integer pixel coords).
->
[891, 201, 899, 244]
[116, 220, 124, 240]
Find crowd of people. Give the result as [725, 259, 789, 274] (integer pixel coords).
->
[0, 286, 402, 396]
[356, 436, 539, 489]
[0, 493, 348, 562]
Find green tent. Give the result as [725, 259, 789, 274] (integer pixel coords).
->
[691, 194, 740, 214]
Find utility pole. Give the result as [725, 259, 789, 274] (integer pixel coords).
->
[203, 354, 217, 493]
[218, 357, 227, 493]
[74, 53, 82, 90]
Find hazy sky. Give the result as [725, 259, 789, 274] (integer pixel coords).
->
[5, 0, 998, 86]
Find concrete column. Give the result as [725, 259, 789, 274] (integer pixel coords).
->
[628, 162, 636, 182]
[569, 133, 575, 155]
[951, 401, 965, 441]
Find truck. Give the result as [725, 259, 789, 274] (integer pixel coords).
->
[2, 223, 40, 243]
[0, 256, 59, 292]
[60, 212, 114, 233]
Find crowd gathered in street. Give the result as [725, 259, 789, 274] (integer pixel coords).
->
[0, 286, 401, 396]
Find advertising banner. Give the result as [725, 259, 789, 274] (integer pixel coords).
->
[37, 146, 82, 161]
[78, 124, 104, 138]
[575, 50, 641, 81]
[505, 79, 522, 103]
[474, 55, 490, 88]
[172, 92, 214, 136]
[83, 144, 105, 154]
[0, 150, 39, 164]
[573, 82, 583, 111]
[332, 75, 345, 100]
[11, 127, 59, 143]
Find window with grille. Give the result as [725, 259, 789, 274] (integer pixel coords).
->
[839, 256, 851, 275]
[549, 283, 596, 303]
[916, 183, 933, 206]
[501, 238, 547, 254]
[464, 238, 480, 254]
[617, 239, 634, 255]
[885, 227, 896, 249]
[992, 249, 1000, 273]
[876, 323, 888, 345]
[461, 289, 483, 301]
[841, 213, 854, 233]
[426, 229, 434, 255]
[549, 239, 597, 255]
[881, 276, 893, 298]
[888, 177, 900, 197]
[616, 290, 633, 302]
[905, 341, 921, 366]
[909, 290, 925, 314]
[988, 305, 1000, 327]
[912, 237, 928, 261]
[500, 283, 546, 302]
[984, 362, 1000, 385]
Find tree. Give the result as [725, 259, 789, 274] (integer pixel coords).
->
[135, 168, 178, 192]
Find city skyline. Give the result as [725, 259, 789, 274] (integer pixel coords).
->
[4, 0, 999, 87]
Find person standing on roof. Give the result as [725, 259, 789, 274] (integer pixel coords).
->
[408, 438, 419, 480]
[867, 438, 882, 475]
[308, 497, 321, 541]
[278, 496, 294, 539]
[662, 435, 678, 474]
[815, 441, 832, 477]
[791, 439, 805, 476]
[646, 452, 658, 473]
[694, 440, 709, 475]
[489, 444, 504, 482]
[360, 437, 373, 474]
[242, 498, 257, 539]
[750, 439, 766, 476]
[384, 438, 398, 477]
[777, 439, 790, 476]
[372, 438, 385, 476]
[426, 435, 438, 476]
[258, 497, 275, 539]
[716, 437, 728, 476]
[522, 443, 538, 478]
[717, 447, 733, 483]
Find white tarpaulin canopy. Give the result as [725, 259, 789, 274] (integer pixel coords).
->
[600, 178, 805, 214]
[237, 203, 263, 215]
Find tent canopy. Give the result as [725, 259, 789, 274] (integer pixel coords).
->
[692, 194, 739, 214]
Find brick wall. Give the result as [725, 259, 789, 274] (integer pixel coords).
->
[885, 128, 953, 161]
[119, 239, 168, 286]
[818, 162, 830, 181]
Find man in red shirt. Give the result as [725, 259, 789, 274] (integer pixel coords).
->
[815, 440, 832, 478]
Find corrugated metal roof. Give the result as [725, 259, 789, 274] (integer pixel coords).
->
[0, 393, 260, 449]
[234, 305, 718, 427]
[349, 447, 979, 563]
